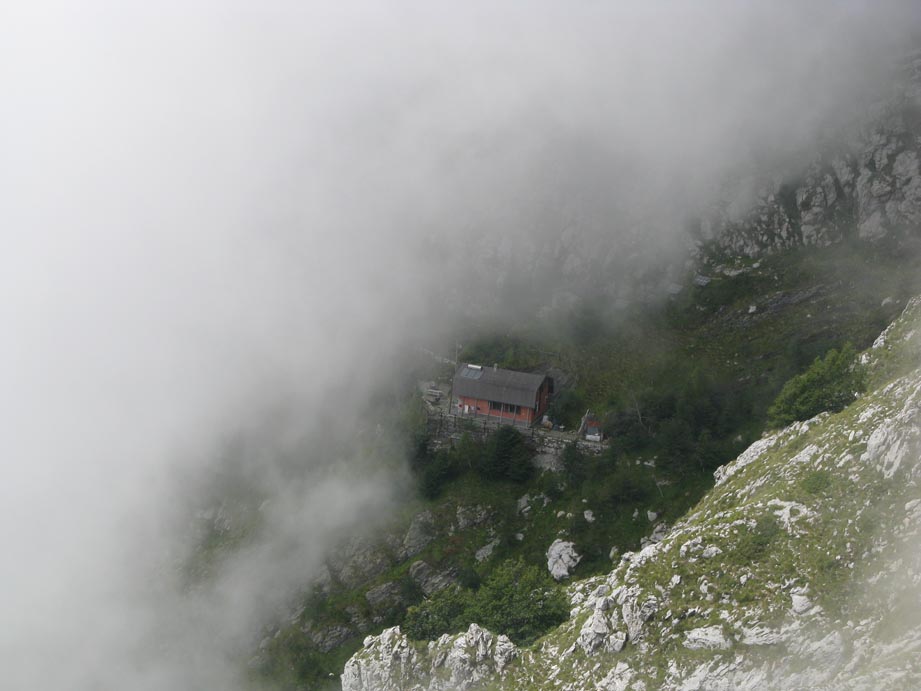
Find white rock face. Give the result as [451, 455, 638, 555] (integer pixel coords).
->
[740, 625, 782, 646]
[860, 387, 921, 479]
[768, 499, 815, 533]
[342, 624, 518, 691]
[398, 510, 435, 561]
[576, 590, 628, 655]
[619, 587, 658, 641]
[546, 539, 581, 580]
[475, 538, 500, 563]
[640, 522, 669, 548]
[456, 504, 490, 530]
[341, 627, 419, 691]
[706, 95, 921, 261]
[408, 561, 456, 597]
[791, 592, 814, 615]
[713, 433, 782, 486]
[577, 608, 611, 654]
[516, 494, 531, 514]
[683, 625, 731, 650]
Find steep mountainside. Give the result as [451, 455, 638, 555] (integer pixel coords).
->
[698, 50, 921, 261]
[343, 297, 921, 690]
[245, 51, 921, 690]
[472, 50, 921, 309]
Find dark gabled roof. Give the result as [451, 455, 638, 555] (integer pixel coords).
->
[452, 364, 547, 409]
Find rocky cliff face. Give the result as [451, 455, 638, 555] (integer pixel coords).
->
[454, 51, 921, 318]
[343, 297, 921, 690]
[699, 50, 921, 260]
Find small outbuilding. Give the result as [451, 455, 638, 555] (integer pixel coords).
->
[452, 363, 552, 427]
[579, 410, 603, 442]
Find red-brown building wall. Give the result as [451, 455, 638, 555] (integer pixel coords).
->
[457, 396, 535, 425]
[535, 379, 550, 420]
[456, 378, 551, 427]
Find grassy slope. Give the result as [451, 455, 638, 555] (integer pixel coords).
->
[496, 297, 921, 690]
[343, 297, 921, 691]
[259, 240, 921, 688]
[548, 241, 913, 424]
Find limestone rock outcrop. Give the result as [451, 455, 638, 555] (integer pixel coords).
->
[546, 539, 581, 581]
[701, 51, 921, 260]
[342, 624, 518, 691]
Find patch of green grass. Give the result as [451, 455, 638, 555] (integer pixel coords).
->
[800, 469, 832, 496]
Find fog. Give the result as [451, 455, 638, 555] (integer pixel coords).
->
[1, 2, 920, 688]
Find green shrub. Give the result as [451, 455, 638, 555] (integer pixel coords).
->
[412, 433, 483, 498]
[801, 469, 832, 496]
[403, 559, 567, 646]
[767, 343, 866, 428]
[480, 426, 534, 483]
[411, 426, 536, 498]
[456, 567, 481, 590]
[403, 586, 472, 641]
[735, 515, 781, 563]
[467, 558, 568, 645]
[597, 461, 655, 508]
[547, 389, 586, 428]
[561, 443, 587, 488]
[420, 451, 457, 498]
[535, 468, 565, 500]
[256, 625, 352, 689]
[657, 417, 695, 475]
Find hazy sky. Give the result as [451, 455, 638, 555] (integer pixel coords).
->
[2, 2, 921, 688]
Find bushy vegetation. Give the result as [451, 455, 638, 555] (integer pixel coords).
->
[562, 444, 656, 506]
[403, 558, 568, 645]
[557, 444, 667, 570]
[767, 343, 867, 428]
[546, 389, 586, 429]
[401, 584, 471, 641]
[256, 625, 356, 691]
[411, 427, 534, 499]
[483, 426, 535, 483]
[471, 558, 569, 643]
[603, 363, 755, 477]
[735, 514, 782, 563]
[459, 336, 543, 371]
[801, 469, 832, 496]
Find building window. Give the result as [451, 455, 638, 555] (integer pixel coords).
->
[488, 401, 521, 414]
[484, 401, 525, 415]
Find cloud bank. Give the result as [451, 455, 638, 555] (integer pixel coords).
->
[2, 1, 920, 688]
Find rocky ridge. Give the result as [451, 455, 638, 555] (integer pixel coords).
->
[699, 51, 921, 260]
[343, 297, 921, 690]
[454, 51, 921, 316]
